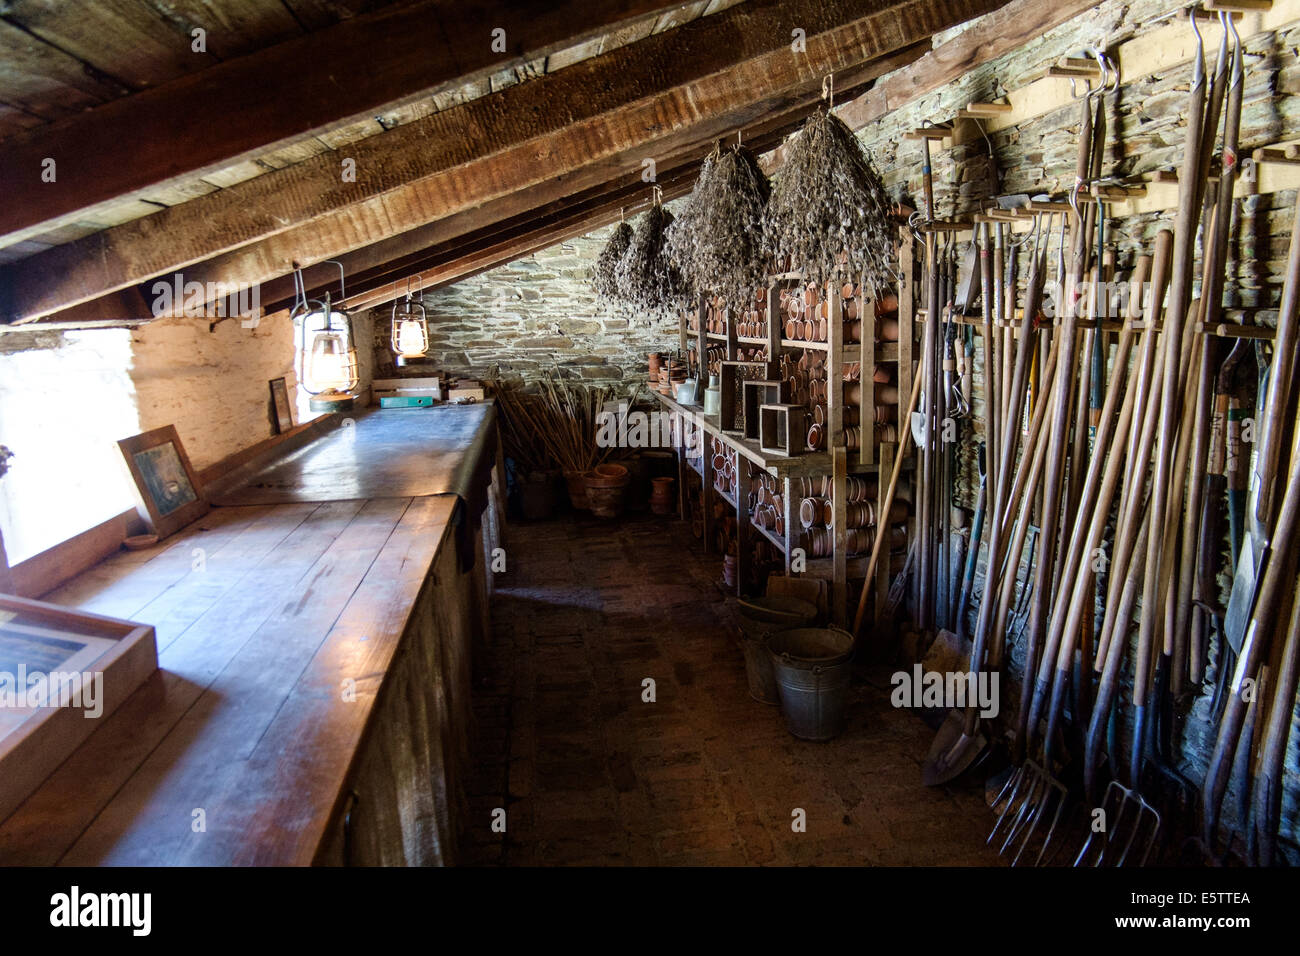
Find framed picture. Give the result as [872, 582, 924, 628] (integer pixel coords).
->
[117, 425, 210, 540]
[269, 376, 294, 434]
[0, 593, 157, 823]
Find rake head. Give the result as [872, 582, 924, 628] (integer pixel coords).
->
[987, 759, 1071, 866]
[1073, 779, 1161, 866]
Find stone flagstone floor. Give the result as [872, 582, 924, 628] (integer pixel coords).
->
[460, 511, 1004, 866]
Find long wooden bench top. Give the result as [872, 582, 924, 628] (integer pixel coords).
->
[0, 404, 496, 865]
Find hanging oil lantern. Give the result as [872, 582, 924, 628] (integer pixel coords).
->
[293, 263, 358, 413]
[390, 276, 429, 366]
[296, 294, 358, 412]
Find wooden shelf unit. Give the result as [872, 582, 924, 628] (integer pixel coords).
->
[661, 223, 918, 627]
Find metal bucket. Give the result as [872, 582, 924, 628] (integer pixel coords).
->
[768, 627, 855, 740]
[737, 597, 818, 704]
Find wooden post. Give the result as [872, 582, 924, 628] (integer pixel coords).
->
[783, 475, 795, 575]
[676, 414, 689, 521]
[766, 283, 782, 382]
[736, 458, 751, 596]
[725, 299, 738, 362]
[701, 429, 714, 554]
[860, 290, 876, 468]
[898, 228, 916, 433]
[832, 445, 848, 626]
[898, 226, 918, 615]
[695, 292, 709, 403]
[874, 440, 896, 629]
[828, 286, 844, 448]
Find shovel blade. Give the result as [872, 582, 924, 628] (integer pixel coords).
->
[1223, 539, 1264, 653]
[922, 708, 987, 786]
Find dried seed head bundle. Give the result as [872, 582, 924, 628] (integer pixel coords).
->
[616, 204, 687, 319]
[666, 144, 771, 306]
[592, 221, 633, 305]
[763, 108, 894, 296]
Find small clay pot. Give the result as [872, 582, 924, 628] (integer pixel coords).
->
[647, 476, 676, 512]
[807, 423, 823, 451]
[564, 469, 590, 510]
[584, 466, 629, 519]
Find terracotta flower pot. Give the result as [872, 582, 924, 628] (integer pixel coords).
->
[584, 465, 629, 519]
[564, 469, 590, 510]
[650, 476, 675, 515]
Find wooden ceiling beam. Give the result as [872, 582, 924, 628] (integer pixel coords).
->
[11, 102, 817, 330]
[22, 51, 887, 330]
[770, 0, 1104, 166]
[0, 0, 699, 246]
[259, 76, 878, 315]
[1, 0, 1002, 324]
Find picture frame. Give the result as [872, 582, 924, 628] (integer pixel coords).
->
[117, 425, 210, 540]
[269, 376, 294, 434]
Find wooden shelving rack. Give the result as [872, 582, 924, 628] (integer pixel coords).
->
[654, 223, 918, 629]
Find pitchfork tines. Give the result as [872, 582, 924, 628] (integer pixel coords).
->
[1073, 778, 1162, 867]
[988, 758, 1071, 866]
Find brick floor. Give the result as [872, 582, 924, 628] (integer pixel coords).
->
[461, 511, 1004, 866]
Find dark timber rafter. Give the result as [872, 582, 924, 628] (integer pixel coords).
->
[1, 0, 1008, 326]
[22, 39, 921, 330]
[0, 0, 701, 246]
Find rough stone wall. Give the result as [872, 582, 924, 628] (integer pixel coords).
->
[396, 205, 685, 393]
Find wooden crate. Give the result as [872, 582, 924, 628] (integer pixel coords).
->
[758, 403, 807, 457]
[743, 380, 787, 440]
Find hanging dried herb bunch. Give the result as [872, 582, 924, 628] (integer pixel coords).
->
[615, 202, 685, 319]
[763, 108, 894, 295]
[592, 220, 633, 305]
[666, 143, 771, 306]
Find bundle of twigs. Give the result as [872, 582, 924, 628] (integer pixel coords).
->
[592, 220, 633, 305]
[666, 143, 771, 305]
[494, 377, 624, 475]
[616, 203, 686, 319]
[763, 108, 894, 295]
[494, 387, 553, 476]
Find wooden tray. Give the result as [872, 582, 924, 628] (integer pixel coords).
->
[0, 594, 157, 824]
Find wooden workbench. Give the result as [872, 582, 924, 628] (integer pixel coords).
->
[0, 404, 500, 866]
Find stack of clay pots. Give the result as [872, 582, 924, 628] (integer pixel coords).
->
[749, 470, 786, 537]
[795, 474, 911, 557]
[710, 436, 736, 500]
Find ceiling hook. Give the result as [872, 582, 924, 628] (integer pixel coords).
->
[321, 259, 346, 302]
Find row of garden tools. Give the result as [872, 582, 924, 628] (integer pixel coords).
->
[919, 10, 1300, 867]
